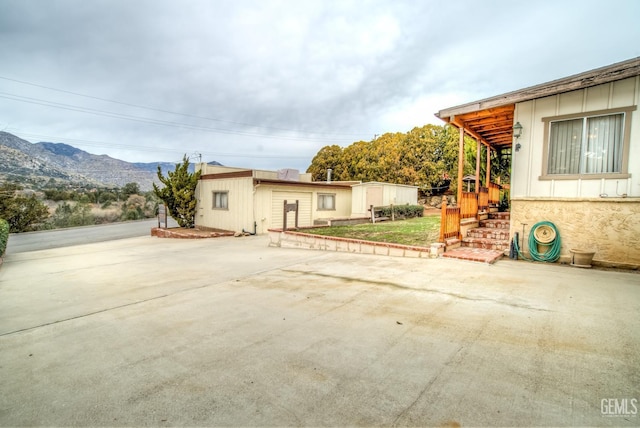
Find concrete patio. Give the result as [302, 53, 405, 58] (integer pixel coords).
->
[0, 235, 638, 426]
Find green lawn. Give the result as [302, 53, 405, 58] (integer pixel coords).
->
[303, 216, 441, 247]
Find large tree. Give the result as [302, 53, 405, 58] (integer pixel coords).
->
[306, 145, 344, 181]
[306, 124, 463, 191]
[153, 155, 201, 228]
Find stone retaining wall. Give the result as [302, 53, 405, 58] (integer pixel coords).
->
[268, 229, 443, 259]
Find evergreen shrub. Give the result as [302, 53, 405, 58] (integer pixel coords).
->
[0, 218, 9, 257]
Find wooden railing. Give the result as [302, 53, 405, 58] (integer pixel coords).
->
[489, 182, 500, 205]
[440, 181, 505, 243]
[478, 187, 489, 212]
[439, 198, 461, 241]
[460, 192, 477, 219]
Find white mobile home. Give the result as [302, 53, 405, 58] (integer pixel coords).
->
[436, 57, 640, 267]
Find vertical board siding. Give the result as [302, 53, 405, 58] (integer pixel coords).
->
[513, 76, 639, 199]
[195, 177, 254, 232]
[271, 191, 312, 229]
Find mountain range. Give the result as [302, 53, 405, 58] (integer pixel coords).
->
[0, 131, 220, 191]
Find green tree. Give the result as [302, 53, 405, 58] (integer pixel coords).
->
[121, 194, 147, 221]
[121, 182, 140, 198]
[0, 183, 50, 232]
[307, 145, 344, 181]
[306, 124, 463, 191]
[152, 155, 201, 228]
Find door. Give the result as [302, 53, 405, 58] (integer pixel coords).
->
[366, 186, 383, 208]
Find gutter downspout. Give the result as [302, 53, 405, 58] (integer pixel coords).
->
[243, 182, 259, 235]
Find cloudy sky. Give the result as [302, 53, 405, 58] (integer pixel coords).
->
[1, 0, 639, 171]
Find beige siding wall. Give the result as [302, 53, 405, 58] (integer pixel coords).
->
[195, 177, 255, 233]
[510, 198, 640, 268]
[512, 76, 640, 198]
[351, 183, 419, 216]
[270, 190, 313, 229]
[313, 187, 352, 220]
[254, 184, 352, 233]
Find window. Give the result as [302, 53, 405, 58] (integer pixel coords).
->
[318, 193, 335, 210]
[212, 191, 228, 210]
[542, 107, 634, 179]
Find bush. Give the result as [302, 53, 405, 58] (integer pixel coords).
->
[378, 204, 424, 219]
[0, 218, 9, 257]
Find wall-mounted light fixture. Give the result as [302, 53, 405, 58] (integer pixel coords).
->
[513, 121, 523, 152]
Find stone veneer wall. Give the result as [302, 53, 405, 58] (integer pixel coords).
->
[510, 198, 640, 268]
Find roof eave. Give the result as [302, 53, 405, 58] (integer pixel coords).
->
[436, 56, 640, 119]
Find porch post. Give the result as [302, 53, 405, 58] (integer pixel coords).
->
[475, 139, 481, 193]
[457, 126, 464, 206]
[486, 146, 491, 187]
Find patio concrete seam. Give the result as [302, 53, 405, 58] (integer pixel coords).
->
[0, 293, 171, 337]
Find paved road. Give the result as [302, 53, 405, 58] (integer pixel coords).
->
[1, 235, 638, 426]
[5, 218, 178, 254]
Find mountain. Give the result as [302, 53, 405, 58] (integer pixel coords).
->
[132, 160, 222, 175]
[0, 132, 220, 191]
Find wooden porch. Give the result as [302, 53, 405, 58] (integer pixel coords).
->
[435, 104, 515, 263]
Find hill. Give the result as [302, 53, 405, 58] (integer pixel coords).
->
[0, 132, 220, 191]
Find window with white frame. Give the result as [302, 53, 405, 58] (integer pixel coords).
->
[318, 193, 335, 210]
[543, 107, 634, 178]
[212, 191, 228, 210]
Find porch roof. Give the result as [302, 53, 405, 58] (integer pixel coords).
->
[435, 56, 640, 149]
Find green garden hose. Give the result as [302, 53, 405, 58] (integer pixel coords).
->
[514, 221, 561, 263]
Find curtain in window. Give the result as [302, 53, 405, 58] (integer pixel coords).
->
[214, 192, 228, 209]
[584, 114, 623, 173]
[548, 119, 583, 174]
[319, 195, 334, 210]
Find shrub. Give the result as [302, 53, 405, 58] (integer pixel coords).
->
[378, 204, 424, 219]
[0, 218, 9, 257]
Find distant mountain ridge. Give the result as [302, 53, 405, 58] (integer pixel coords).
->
[0, 131, 220, 191]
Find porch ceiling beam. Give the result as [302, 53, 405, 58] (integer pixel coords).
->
[450, 116, 491, 147]
[488, 133, 513, 142]
[464, 115, 513, 127]
[474, 127, 513, 137]
[455, 105, 515, 121]
[489, 139, 513, 147]
[477, 128, 513, 138]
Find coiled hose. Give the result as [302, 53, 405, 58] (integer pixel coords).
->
[513, 221, 561, 263]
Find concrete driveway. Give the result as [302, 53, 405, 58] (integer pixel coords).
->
[0, 235, 638, 426]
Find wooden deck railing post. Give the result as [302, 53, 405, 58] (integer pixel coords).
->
[439, 197, 447, 242]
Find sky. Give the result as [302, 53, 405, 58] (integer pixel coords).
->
[1, 0, 639, 172]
